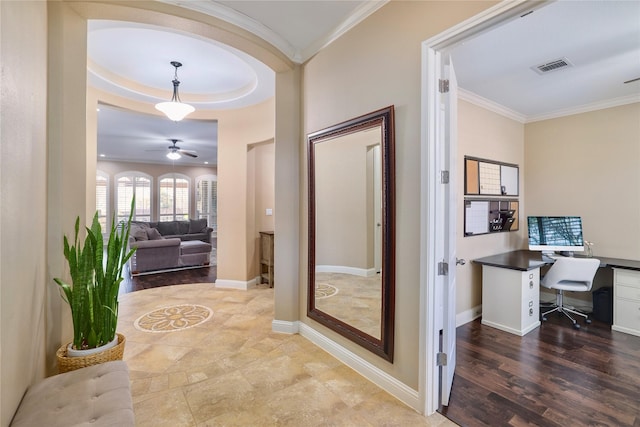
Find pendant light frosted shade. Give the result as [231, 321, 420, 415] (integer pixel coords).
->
[155, 101, 194, 122]
[166, 151, 181, 160]
[155, 61, 194, 122]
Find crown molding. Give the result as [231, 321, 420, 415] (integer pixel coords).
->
[526, 94, 640, 123]
[458, 88, 526, 123]
[459, 88, 640, 124]
[160, 0, 387, 64]
[299, 1, 388, 63]
[159, 0, 298, 60]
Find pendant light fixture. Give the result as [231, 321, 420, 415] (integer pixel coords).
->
[155, 61, 195, 122]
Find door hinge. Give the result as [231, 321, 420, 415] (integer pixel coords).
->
[437, 352, 448, 366]
[438, 261, 449, 276]
[439, 79, 450, 93]
[441, 170, 450, 184]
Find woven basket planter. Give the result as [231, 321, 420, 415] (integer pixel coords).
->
[56, 333, 126, 373]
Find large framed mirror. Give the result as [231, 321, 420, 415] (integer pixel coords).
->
[308, 106, 395, 362]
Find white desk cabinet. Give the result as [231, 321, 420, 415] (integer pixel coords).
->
[481, 265, 541, 336]
[613, 268, 640, 337]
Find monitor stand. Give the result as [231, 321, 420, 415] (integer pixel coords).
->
[541, 250, 557, 259]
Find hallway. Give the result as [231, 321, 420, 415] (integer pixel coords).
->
[118, 283, 454, 426]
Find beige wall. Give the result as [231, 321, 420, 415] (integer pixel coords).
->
[456, 100, 526, 317]
[525, 103, 640, 260]
[0, 1, 48, 424]
[525, 103, 640, 304]
[247, 141, 275, 279]
[215, 101, 275, 282]
[315, 132, 376, 271]
[302, 0, 498, 389]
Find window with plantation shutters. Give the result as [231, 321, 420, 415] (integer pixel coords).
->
[115, 172, 152, 223]
[96, 171, 109, 232]
[159, 174, 190, 222]
[196, 175, 217, 231]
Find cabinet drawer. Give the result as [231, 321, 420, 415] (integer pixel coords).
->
[615, 269, 640, 288]
[614, 298, 640, 331]
[616, 284, 640, 302]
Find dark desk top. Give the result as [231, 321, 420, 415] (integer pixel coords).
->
[473, 250, 547, 271]
[473, 250, 640, 272]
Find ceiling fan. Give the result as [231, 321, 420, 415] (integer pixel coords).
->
[164, 139, 198, 159]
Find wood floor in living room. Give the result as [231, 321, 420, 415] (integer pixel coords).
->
[440, 315, 640, 427]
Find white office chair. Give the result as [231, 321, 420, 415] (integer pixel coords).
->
[540, 257, 600, 329]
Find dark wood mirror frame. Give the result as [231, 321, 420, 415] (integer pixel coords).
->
[307, 106, 395, 362]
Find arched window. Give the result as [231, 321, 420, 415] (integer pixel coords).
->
[115, 172, 152, 223]
[196, 175, 217, 231]
[159, 173, 190, 221]
[96, 170, 109, 232]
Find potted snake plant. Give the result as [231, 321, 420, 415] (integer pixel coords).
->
[54, 200, 136, 371]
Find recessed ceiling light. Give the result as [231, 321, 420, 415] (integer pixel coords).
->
[204, 161, 209, 165]
[99, 154, 105, 157]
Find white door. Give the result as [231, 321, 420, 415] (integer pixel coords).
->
[439, 55, 458, 406]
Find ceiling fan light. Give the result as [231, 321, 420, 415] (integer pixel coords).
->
[166, 151, 181, 160]
[155, 101, 195, 122]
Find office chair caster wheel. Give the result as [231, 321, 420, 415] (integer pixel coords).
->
[542, 316, 548, 322]
[585, 318, 592, 324]
[573, 323, 580, 330]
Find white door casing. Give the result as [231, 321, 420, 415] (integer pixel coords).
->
[441, 58, 458, 407]
[420, 0, 538, 415]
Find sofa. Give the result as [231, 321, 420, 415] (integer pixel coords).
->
[128, 219, 213, 275]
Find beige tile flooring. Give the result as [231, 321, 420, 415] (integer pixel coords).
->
[315, 272, 382, 339]
[118, 283, 456, 427]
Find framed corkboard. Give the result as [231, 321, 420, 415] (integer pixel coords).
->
[464, 156, 518, 196]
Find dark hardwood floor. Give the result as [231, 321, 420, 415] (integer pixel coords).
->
[119, 264, 217, 293]
[120, 238, 217, 293]
[440, 314, 640, 427]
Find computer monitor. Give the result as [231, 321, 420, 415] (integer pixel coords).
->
[527, 216, 584, 256]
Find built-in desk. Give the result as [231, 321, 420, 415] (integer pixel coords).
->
[474, 250, 545, 336]
[474, 250, 640, 336]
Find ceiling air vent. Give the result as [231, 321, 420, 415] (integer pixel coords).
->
[532, 57, 573, 75]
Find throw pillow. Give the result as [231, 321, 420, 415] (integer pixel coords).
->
[131, 226, 148, 241]
[156, 221, 177, 236]
[146, 228, 164, 240]
[189, 218, 208, 234]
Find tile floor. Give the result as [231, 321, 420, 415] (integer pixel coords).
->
[118, 283, 456, 426]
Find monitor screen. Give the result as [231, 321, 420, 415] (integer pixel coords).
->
[527, 216, 584, 254]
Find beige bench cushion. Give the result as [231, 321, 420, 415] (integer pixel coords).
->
[11, 361, 134, 427]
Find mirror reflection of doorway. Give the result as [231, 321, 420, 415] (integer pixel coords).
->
[371, 144, 382, 274]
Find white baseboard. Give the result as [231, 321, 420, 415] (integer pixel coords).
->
[298, 322, 420, 412]
[456, 304, 482, 327]
[315, 265, 375, 277]
[214, 276, 259, 290]
[272, 320, 299, 334]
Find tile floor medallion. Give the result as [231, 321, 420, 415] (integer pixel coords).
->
[314, 283, 338, 299]
[134, 304, 213, 333]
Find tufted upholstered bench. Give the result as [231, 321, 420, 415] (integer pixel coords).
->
[10, 360, 134, 426]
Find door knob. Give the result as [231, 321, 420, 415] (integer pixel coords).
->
[456, 258, 466, 266]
